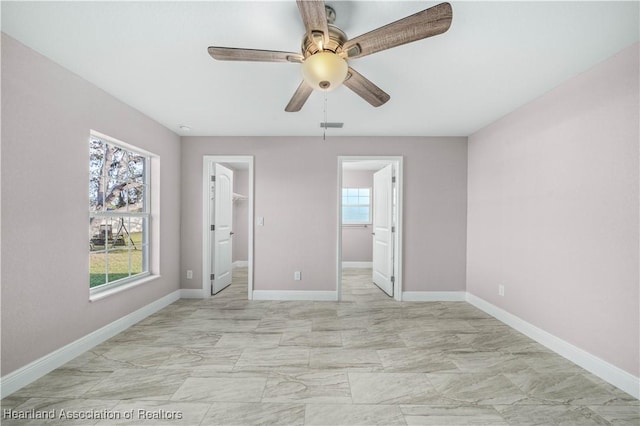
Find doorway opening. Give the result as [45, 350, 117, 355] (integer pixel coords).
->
[337, 156, 403, 301]
[202, 156, 254, 299]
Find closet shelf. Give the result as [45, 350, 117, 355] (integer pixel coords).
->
[233, 192, 248, 202]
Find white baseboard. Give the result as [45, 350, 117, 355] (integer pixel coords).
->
[233, 260, 248, 268]
[252, 290, 338, 301]
[402, 291, 467, 302]
[180, 288, 205, 298]
[0, 290, 180, 399]
[341, 261, 372, 269]
[466, 292, 640, 399]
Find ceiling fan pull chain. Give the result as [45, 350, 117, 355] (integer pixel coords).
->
[323, 92, 328, 141]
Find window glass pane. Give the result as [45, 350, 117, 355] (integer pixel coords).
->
[89, 251, 106, 288]
[128, 217, 145, 249]
[128, 152, 145, 183]
[342, 207, 367, 223]
[90, 139, 105, 212]
[128, 216, 145, 276]
[347, 196, 359, 205]
[346, 188, 358, 197]
[130, 248, 143, 276]
[89, 176, 104, 213]
[108, 145, 129, 181]
[360, 195, 370, 205]
[357, 207, 370, 221]
[89, 138, 105, 175]
[110, 217, 127, 248]
[359, 188, 370, 197]
[89, 218, 113, 250]
[105, 176, 126, 211]
[126, 183, 145, 213]
[89, 219, 100, 249]
[107, 248, 130, 282]
[342, 206, 358, 223]
[116, 149, 130, 180]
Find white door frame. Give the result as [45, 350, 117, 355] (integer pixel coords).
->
[202, 156, 254, 299]
[337, 156, 404, 301]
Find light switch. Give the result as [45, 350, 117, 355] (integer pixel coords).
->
[257, 217, 264, 226]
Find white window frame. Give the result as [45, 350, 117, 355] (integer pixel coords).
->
[342, 187, 372, 225]
[89, 131, 152, 297]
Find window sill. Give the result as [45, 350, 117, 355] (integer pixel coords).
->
[89, 274, 161, 302]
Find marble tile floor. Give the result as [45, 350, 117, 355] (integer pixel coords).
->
[2, 268, 638, 425]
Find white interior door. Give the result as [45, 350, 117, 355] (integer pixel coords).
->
[211, 163, 233, 294]
[372, 164, 394, 296]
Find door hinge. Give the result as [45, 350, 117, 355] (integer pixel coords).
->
[210, 274, 215, 280]
[211, 225, 215, 231]
[391, 276, 395, 284]
[392, 226, 395, 233]
[211, 176, 216, 182]
[392, 176, 396, 183]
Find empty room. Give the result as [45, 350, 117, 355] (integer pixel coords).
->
[1, 1, 639, 425]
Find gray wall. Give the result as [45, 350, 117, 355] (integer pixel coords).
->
[342, 169, 374, 262]
[467, 43, 639, 376]
[1, 34, 182, 376]
[180, 137, 468, 292]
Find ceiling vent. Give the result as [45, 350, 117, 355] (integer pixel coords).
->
[320, 122, 343, 128]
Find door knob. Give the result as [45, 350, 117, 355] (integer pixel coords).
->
[230, 232, 235, 235]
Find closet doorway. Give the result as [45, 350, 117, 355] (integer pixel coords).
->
[202, 156, 254, 299]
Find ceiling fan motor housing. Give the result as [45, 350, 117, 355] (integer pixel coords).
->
[301, 24, 348, 57]
[300, 17, 351, 91]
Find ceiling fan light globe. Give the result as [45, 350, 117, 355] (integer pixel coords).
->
[302, 51, 348, 92]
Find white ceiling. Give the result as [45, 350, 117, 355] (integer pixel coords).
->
[2, 1, 638, 137]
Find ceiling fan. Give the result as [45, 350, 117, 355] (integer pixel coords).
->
[208, 1, 453, 112]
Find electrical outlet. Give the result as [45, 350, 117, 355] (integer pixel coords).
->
[294, 271, 301, 281]
[186, 270, 193, 279]
[498, 284, 505, 297]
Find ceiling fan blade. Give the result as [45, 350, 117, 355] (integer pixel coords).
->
[296, 0, 330, 46]
[285, 81, 313, 112]
[343, 2, 452, 59]
[343, 67, 390, 107]
[208, 47, 303, 63]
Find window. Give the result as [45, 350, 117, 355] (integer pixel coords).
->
[342, 187, 371, 224]
[89, 133, 150, 293]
